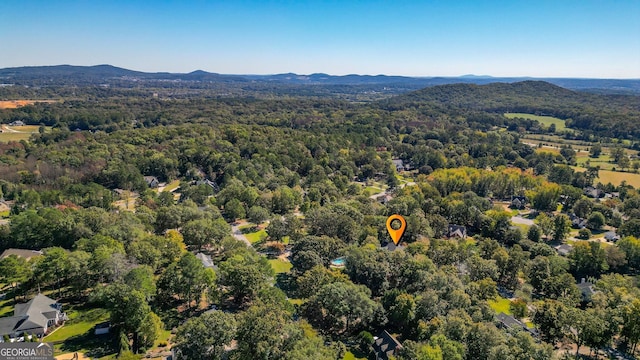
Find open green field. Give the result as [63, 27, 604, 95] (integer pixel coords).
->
[239, 224, 268, 244]
[268, 259, 292, 274]
[488, 296, 512, 315]
[246, 229, 267, 243]
[45, 307, 109, 343]
[505, 113, 566, 132]
[0, 125, 51, 143]
[576, 154, 615, 170]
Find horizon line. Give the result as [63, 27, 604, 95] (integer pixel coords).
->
[1, 63, 640, 81]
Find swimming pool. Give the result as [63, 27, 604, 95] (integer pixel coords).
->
[330, 257, 345, 266]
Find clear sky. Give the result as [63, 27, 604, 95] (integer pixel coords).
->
[1, 0, 639, 78]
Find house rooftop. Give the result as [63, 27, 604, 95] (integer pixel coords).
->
[0, 248, 43, 261]
[0, 294, 60, 337]
[195, 252, 216, 269]
[555, 244, 573, 256]
[373, 330, 403, 360]
[496, 313, 539, 337]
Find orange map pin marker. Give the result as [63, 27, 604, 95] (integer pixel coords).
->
[386, 214, 406, 245]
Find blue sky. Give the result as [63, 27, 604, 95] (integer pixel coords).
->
[1, 0, 639, 78]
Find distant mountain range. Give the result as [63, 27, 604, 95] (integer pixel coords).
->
[1, 64, 639, 94]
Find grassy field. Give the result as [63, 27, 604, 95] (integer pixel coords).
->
[576, 154, 615, 170]
[47, 307, 117, 359]
[268, 259, 292, 274]
[573, 166, 640, 188]
[161, 180, 181, 192]
[245, 229, 267, 243]
[0, 125, 51, 142]
[505, 113, 566, 132]
[488, 296, 512, 315]
[0, 298, 13, 317]
[534, 147, 561, 155]
[239, 224, 268, 244]
[45, 307, 110, 343]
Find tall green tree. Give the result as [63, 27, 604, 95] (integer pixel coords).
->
[174, 311, 236, 360]
[302, 281, 384, 336]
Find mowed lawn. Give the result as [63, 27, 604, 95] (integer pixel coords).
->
[0, 298, 13, 317]
[0, 125, 51, 142]
[504, 113, 566, 131]
[45, 307, 109, 343]
[268, 259, 292, 274]
[239, 224, 268, 244]
[488, 296, 512, 315]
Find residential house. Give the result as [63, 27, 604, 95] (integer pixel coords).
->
[113, 188, 126, 197]
[496, 313, 539, 338]
[0, 294, 66, 340]
[555, 244, 573, 257]
[569, 213, 587, 229]
[584, 186, 603, 199]
[375, 193, 393, 205]
[143, 176, 160, 188]
[0, 249, 43, 261]
[577, 278, 597, 303]
[196, 179, 219, 192]
[195, 253, 216, 269]
[604, 192, 620, 200]
[373, 330, 403, 360]
[604, 231, 621, 242]
[447, 225, 467, 239]
[391, 159, 405, 172]
[510, 195, 527, 210]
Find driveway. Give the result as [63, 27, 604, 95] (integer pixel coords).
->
[511, 215, 534, 226]
[231, 221, 252, 247]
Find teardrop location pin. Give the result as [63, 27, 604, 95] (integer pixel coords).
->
[386, 214, 406, 245]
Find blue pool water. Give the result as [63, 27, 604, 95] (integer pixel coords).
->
[330, 257, 345, 266]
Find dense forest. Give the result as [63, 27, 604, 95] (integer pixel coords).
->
[0, 78, 639, 360]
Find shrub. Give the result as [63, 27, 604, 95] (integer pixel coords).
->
[578, 228, 592, 240]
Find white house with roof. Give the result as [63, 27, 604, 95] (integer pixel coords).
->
[0, 294, 66, 341]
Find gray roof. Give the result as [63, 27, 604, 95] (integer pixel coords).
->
[0, 316, 26, 336]
[373, 330, 402, 360]
[0, 248, 43, 260]
[604, 231, 620, 240]
[577, 281, 596, 300]
[195, 253, 215, 269]
[496, 313, 539, 337]
[0, 294, 60, 336]
[555, 244, 573, 256]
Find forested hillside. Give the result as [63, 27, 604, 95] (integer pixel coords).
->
[0, 80, 639, 360]
[385, 81, 640, 139]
